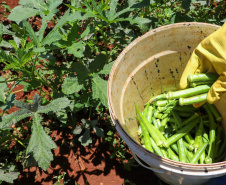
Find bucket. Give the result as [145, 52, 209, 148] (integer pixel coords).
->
[108, 22, 226, 185]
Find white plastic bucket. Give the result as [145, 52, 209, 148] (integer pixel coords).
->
[108, 22, 226, 185]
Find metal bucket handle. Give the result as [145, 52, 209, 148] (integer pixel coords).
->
[131, 151, 165, 174]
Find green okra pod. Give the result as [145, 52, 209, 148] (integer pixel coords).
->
[184, 133, 195, 145]
[179, 93, 208, 106]
[147, 105, 154, 124]
[137, 117, 153, 152]
[167, 85, 211, 100]
[199, 138, 205, 164]
[194, 119, 203, 150]
[177, 138, 187, 163]
[203, 103, 216, 159]
[189, 81, 214, 88]
[188, 73, 219, 83]
[177, 113, 199, 129]
[164, 117, 200, 148]
[142, 104, 149, 118]
[190, 142, 209, 164]
[146, 93, 167, 105]
[150, 137, 164, 157]
[183, 141, 194, 152]
[168, 147, 179, 161]
[135, 102, 163, 146]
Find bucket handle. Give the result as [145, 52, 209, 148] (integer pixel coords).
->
[131, 151, 165, 174]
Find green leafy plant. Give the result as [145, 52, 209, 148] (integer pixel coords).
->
[1, 94, 70, 170]
[72, 119, 104, 146]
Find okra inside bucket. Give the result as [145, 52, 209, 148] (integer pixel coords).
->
[108, 23, 226, 185]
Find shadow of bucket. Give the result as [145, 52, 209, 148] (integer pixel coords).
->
[108, 22, 226, 185]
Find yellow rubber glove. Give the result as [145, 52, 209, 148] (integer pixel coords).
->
[180, 22, 226, 104]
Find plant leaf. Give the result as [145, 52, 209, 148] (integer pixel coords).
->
[107, 0, 118, 21]
[62, 77, 84, 95]
[56, 110, 68, 124]
[98, 61, 114, 75]
[8, 6, 39, 22]
[0, 168, 19, 183]
[0, 109, 34, 129]
[42, 30, 63, 46]
[72, 125, 83, 135]
[23, 21, 40, 46]
[37, 97, 70, 114]
[78, 128, 92, 146]
[67, 41, 85, 58]
[0, 77, 7, 103]
[93, 126, 104, 137]
[91, 74, 108, 108]
[26, 114, 57, 171]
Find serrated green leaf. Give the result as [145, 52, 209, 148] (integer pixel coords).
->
[107, 0, 118, 21]
[0, 109, 33, 129]
[23, 21, 40, 46]
[33, 47, 45, 52]
[37, 97, 70, 114]
[91, 0, 103, 17]
[14, 100, 30, 110]
[78, 128, 92, 146]
[42, 30, 63, 46]
[0, 168, 19, 183]
[67, 41, 85, 58]
[68, 11, 86, 22]
[52, 10, 70, 32]
[8, 6, 39, 22]
[62, 77, 84, 95]
[91, 74, 108, 108]
[26, 114, 57, 171]
[126, 17, 151, 28]
[47, 0, 62, 14]
[18, 0, 35, 7]
[33, 0, 48, 11]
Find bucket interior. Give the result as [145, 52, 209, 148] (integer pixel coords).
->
[108, 23, 226, 145]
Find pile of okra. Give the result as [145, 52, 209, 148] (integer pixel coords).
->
[136, 73, 226, 164]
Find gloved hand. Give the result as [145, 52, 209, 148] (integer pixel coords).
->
[180, 22, 226, 104]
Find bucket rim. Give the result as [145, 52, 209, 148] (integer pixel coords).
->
[107, 22, 224, 169]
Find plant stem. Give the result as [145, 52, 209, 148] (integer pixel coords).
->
[32, 52, 39, 77]
[99, 23, 109, 59]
